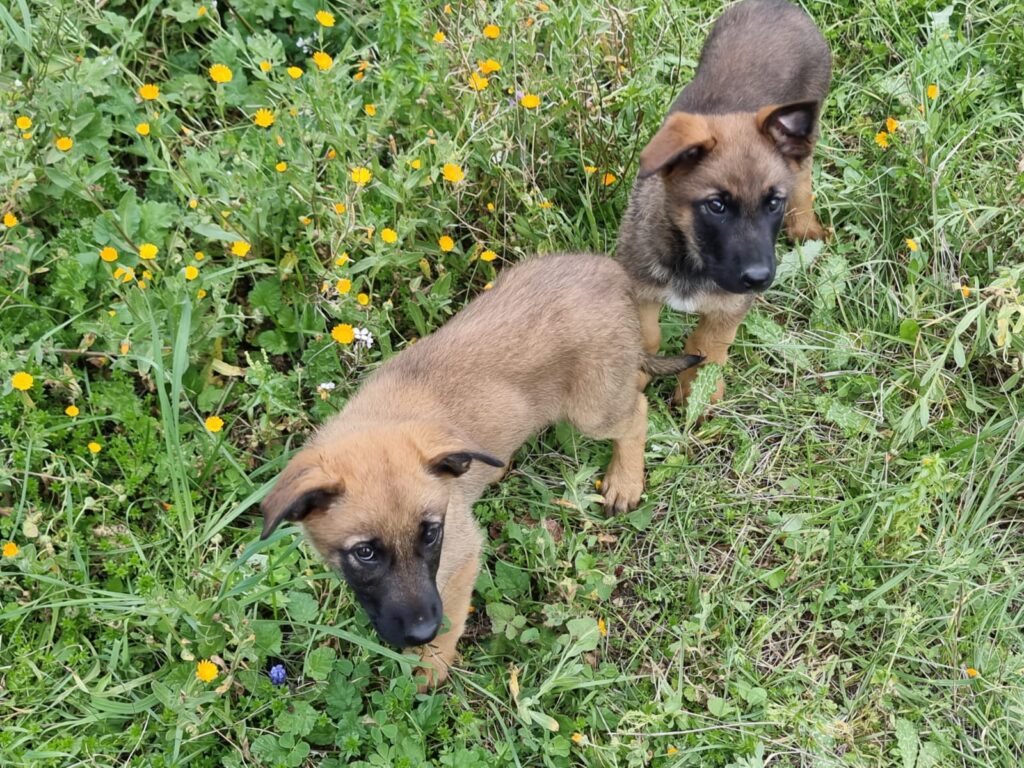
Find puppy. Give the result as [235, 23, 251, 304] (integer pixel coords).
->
[616, 0, 831, 405]
[260, 253, 700, 687]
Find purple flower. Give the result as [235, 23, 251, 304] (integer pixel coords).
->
[269, 664, 286, 686]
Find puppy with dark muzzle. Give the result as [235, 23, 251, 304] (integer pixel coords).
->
[259, 253, 701, 687]
[617, 0, 831, 406]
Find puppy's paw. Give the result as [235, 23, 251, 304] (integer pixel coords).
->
[415, 646, 454, 692]
[787, 217, 830, 243]
[601, 467, 644, 514]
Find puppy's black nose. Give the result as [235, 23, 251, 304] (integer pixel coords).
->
[741, 265, 773, 290]
[403, 617, 440, 647]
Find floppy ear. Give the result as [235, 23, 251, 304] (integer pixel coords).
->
[428, 450, 505, 478]
[757, 101, 819, 160]
[260, 449, 343, 540]
[638, 112, 716, 179]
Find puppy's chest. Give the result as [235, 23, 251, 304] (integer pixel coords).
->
[666, 289, 751, 318]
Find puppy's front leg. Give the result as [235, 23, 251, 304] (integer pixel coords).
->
[785, 154, 828, 242]
[601, 392, 649, 514]
[674, 310, 745, 408]
[415, 547, 479, 690]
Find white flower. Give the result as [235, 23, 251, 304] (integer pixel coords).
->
[317, 382, 337, 391]
[354, 327, 375, 349]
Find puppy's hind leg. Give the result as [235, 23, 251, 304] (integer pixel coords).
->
[598, 392, 649, 515]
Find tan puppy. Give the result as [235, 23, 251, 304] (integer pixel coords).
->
[260, 253, 700, 686]
[617, 0, 831, 406]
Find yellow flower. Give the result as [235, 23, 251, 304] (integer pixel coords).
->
[602, 172, 617, 186]
[906, 238, 918, 252]
[598, 617, 607, 637]
[336, 278, 352, 294]
[184, 265, 199, 280]
[3, 212, 17, 228]
[196, 659, 218, 682]
[874, 131, 889, 149]
[468, 72, 489, 91]
[666, 746, 678, 755]
[443, 3, 452, 12]
[119, 341, 131, 355]
[538, 201, 553, 209]
[331, 323, 355, 344]
[300, 216, 312, 225]
[571, 733, 584, 744]
[287, 66, 304, 79]
[477, 59, 501, 75]
[259, 60, 272, 72]
[88, 441, 102, 454]
[584, 165, 597, 174]
[197, 289, 207, 299]
[16, 116, 32, 130]
[65, 405, 80, 417]
[520, 93, 540, 109]
[312, 51, 333, 71]
[21, 132, 32, 140]
[537, 1, 550, 10]
[364, 103, 377, 116]
[335, 252, 349, 266]
[433, 31, 445, 43]
[351, 166, 373, 185]
[204, 415, 224, 433]
[960, 285, 971, 298]
[480, 249, 497, 262]
[138, 83, 160, 100]
[438, 235, 455, 252]
[99, 246, 118, 262]
[194, 251, 205, 261]
[197, 5, 207, 16]
[253, 108, 275, 128]
[356, 293, 370, 306]
[275, 161, 288, 172]
[209, 64, 233, 84]
[55, 136, 73, 152]
[886, 117, 899, 133]
[188, 197, 199, 209]
[482, 24, 500, 39]
[333, 202, 347, 214]
[966, 667, 979, 678]
[442, 163, 464, 183]
[327, 147, 337, 159]
[315, 9, 335, 26]
[135, 122, 151, 136]
[11, 371, 34, 391]
[138, 243, 158, 260]
[486, 202, 495, 212]
[409, 158, 422, 170]
[230, 241, 251, 257]
[927, 83, 939, 100]
[381, 228, 398, 243]
[2, 542, 19, 558]
[353, 71, 364, 82]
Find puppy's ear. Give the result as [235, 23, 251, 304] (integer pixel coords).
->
[428, 450, 505, 478]
[638, 113, 715, 179]
[260, 450, 343, 540]
[757, 101, 819, 160]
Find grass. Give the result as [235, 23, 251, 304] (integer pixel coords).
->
[1, 0, 1023, 766]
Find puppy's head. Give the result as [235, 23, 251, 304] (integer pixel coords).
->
[260, 422, 503, 649]
[638, 102, 819, 294]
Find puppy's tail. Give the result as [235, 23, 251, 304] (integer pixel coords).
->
[641, 354, 704, 377]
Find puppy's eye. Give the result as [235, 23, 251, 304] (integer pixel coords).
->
[766, 194, 785, 212]
[704, 197, 727, 215]
[352, 543, 377, 563]
[422, 523, 443, 547]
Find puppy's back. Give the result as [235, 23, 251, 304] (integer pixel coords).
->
[673, 0, 830, 115]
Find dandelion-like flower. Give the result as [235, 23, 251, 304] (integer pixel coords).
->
[3, 212, 17, 228]
[966, 667, 979, 678]
[905, 238, 918, 252]
[874, 131, 889, 149]
[287, 66, 304, 79]
[480, 249, 497, 262]
[598, 618, 608, 637]
[571, 733, 584, 744]
[477, 59, 501, 75]
[442, 163, 464, 183]
[55, 136, 73, 152]
[65, 405, 80, 417]
[886, 117, 899, 133]
[381, 228, 398, 243]
[331, 324, 355, 344]
[927, 83, 938, 100]
[356, 293, 370, 306]
[88, 441, 102, 454]
[315, 10, 335, 27]
[259, 60, 272, 72]
[2, 542, 19, 558]
[269, 664, 287, 685]
[334, 202, 347, 214]
[209, 64, 233, 84]
[433, 31, 445, 43]
[16, 116, 32, 130]
[409, 158, 422, 169]
[602, 172, 617, 186]
[482, 24, 500, 39]
[312, 51, 333, 71]
[136, 122, 151, 136]
[139, 243, 158, 260]
[231, 241, 251, 257]
[364, 103, 377, 116]
[520, 93, 540, 109]
[336, 278, 352, 294]
[196, 659, 218, 682]
[138, 83, 160, 100]
[438, 235, 454, 252]
[468, 72, 489, 91]
[184, 266, 199, 280]
[205, 415, 224, 433]
[11, 371, 33, 391]
[275, 161, 288, 172]
[351, 166, 372, 185]
[253, 109, 274, 128]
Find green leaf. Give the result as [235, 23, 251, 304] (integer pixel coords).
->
[899, 318, 920, 344]
[895, 718, 920, 768]
[685, 363, 722, 427]
[303, 646, 337, 682]
[275, 700, 317, 737]
[286, 591, 319, 623]
[252, 621, 282, 656]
